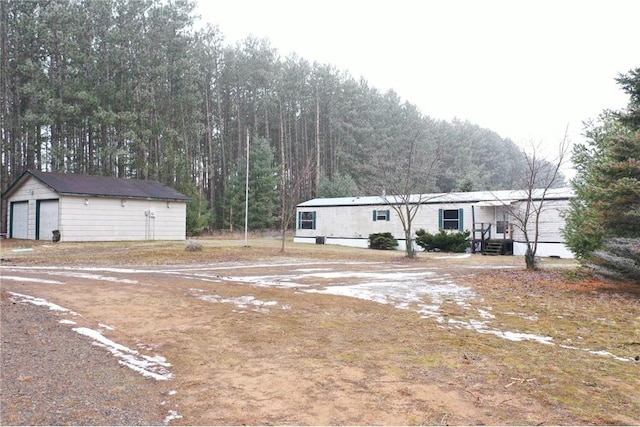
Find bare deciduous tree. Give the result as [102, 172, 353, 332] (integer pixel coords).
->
[361, 100, 441, 258]
[504, 132, 570, 270]
[379, 133, 440, 258]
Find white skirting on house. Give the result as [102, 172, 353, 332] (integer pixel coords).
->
[513, 241, 574, 258]
[294, 236, 575, 258]
[294, 236, 371, 248]
[293, 236, 415, 250]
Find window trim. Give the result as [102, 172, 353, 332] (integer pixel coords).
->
[372, 209, 390, 222]
[298, 211, 316, 230]
[438, 208, 464, 231]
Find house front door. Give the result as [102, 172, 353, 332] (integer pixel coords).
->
[494, 206, 510, 239]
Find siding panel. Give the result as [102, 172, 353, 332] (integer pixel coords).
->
[59, 196, 186, 242]
[295, 196, 573, 256]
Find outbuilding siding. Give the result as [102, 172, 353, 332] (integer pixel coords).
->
[58, 196, 186, 241]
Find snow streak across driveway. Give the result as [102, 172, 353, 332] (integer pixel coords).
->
[2, 261, 633, 363]
[7, 291, 174, 381]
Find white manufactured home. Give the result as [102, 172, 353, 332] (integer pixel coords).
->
[2, 170, 190, 242]
[294, 188, 575, 258]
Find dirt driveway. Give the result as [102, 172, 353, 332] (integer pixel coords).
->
[1, 238, 639, 425]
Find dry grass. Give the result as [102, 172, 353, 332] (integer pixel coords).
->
[1, 234, 397, 265]
[1, 235, 639, 425]
[459, 269, 640, 424]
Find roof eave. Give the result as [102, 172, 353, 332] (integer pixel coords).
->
[1, 169, 33, 199]
[58, 192, 190, 202]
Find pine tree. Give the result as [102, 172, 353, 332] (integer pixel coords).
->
[223, 137, 278, 230]
[564, 67, 640, 280]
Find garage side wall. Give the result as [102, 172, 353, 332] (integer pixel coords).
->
[59, 196, 186, 242]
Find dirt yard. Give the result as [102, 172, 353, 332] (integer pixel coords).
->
[1, 237, 639, 425]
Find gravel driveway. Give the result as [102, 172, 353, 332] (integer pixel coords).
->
[1, 290, 167, 426]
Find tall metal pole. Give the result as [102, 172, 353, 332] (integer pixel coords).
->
[244, 129, 250, 247]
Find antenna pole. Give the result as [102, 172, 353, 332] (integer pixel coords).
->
[244, 129, 250, 247]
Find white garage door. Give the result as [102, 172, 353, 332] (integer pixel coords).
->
[38, 199, 59, 240]
[11, 201, 28, 239]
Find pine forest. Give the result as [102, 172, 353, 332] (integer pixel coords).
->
[0, 0, 564, 234]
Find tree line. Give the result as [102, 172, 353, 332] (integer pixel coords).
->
[1, 0, 562, 234]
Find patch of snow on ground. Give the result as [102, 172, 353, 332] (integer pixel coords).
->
[59, 319, 77, 325]
[47, 271, 139, 284]
[196, 293, 287, 313]
[224, 270, 439, 290]
[587, 349, 630, 362]
[504, 311, 539, 321]
[478, 309, 495, 319]
[8, 291, 174, 379]
[9, 292, 80, 315]
[3, 276, 65, 284]
[73, 327, 173, 380]
[558, 345, 631, 361]
[221, 275, 310, 289]
[306, 272, 560, 347]
[305, 273, 476, 324]
[5, 266, 152, 274]
[164, 410, 183, 425]
[302, 270, 437, 281]
[465, 319, 554, 345]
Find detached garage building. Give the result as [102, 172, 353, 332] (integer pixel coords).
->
[2, 170, 190, 242]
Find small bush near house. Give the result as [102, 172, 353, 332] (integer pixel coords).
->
[185, 240, 203, 252]
[369, 232, 398, 250]
[415, 229, 470, 253]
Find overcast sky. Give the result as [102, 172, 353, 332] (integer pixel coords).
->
[195, 0, 639, 171]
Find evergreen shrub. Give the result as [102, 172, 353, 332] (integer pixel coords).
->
[415, 229, 470, 253]
[369, 232, 398, 250]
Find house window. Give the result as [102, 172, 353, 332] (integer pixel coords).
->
[372, 209, 390, 221]
[298, 211, 316, 229]
[439, 208, 464, 230]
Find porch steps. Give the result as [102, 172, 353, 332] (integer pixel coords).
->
[483, 241, 504, 255]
